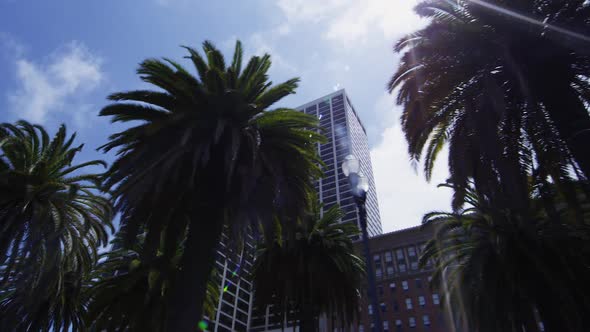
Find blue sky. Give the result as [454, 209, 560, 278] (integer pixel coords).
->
[0, 0, 451, 232]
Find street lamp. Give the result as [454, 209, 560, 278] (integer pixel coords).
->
[342, 154, 382, 332]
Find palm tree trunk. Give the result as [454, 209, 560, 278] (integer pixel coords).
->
[331, 313, 335, 331]
[521, 307, 540, 332]
[536, 297, 575, 332]
[166, 213, 224, 332]
[299, 303, 316, 332]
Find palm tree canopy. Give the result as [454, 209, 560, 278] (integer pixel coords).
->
[253, 201, 365, 330]
[0, 121, 113, 331]
[84, 232, 221, 332]
[389, 0, 590, 208]
[99, 40, 325, 330]
[420, 182, 590, 332]
[100, 39, 324, 259]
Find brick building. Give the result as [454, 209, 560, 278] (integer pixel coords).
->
[354, 224, 449, 332]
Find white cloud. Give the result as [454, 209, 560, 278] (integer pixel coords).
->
[8, 41, 103, 124]
[0, 32, 25, 59]
[71, 104, 97, 129]
[248, 33, 297, 74]
[370, 101, 451, 232]
[275, 0, 427, 46]
[264, 0, 450, 232]
[276, 23, 292, 36]
[325, 0, 427, 45]
[277, 0, 347, 23]
[153, 0, 183, 6]
[372, 92, 397, 127]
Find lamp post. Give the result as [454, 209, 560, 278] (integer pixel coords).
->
[342, 155, 382, 332]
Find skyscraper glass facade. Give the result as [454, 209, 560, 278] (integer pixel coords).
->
[249, 89, 384, 331]
[298, 89, 382, 237]
[206, 235, 255, 332]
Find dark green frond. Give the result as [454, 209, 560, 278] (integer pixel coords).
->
[98, 39, 325, 330]
[256, 78, 300, 109]
[231, 40, 243, 77]
[253, 199, 364, 330]
[0, 121, 112, 331]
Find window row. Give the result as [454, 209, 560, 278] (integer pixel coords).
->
[358, 315, 431, 332]
[374, 262, 420, 277]
[386, 279, 436, 293]
[371, 293, 440, 314]
[373, 245, 431, 274]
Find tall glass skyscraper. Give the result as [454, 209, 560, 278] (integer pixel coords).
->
[249, 89, 383, 331]
[206, 235, 255, 332]
[298, 89, 382, 237]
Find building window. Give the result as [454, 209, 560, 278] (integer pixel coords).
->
[393, 300, 399, 312]
[387, 266, 394, 276]
[399, 264, 407, 272]
[385, 251, 392, 262]
[374, 254, 380, 262]
[376, 268, 382, 279]
[368, 304, 373, 315]
[405, 298, 413, 310]
[380, 302, 387, 312]
[409, 317, 416, 328]
[359, 325, 365, 332]
[378, 285, 384, 296]
[418, 296, 426, 307]
[432, 294, 440, 305]
[415, 279, 422, 288]
[235, 321, 247, 330]
[407, 246, 416, 257]
[411, 262, 418, 270]
[383, 321, 390, 332]
[402, 280, 409, 291]
[389, 282, 396, 292]
[396, 249, 404, 260]
[395, 319, 402, 326]
[428, 276, 433, 283]
[423, 315, 431, 326]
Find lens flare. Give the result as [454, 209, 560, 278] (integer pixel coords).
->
[198, 320, 208, 331]
[466, 0, 590, 43]
[231, 264, 240, 277]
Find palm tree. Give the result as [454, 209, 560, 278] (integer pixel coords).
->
[85, 232, 220, 331]
[389, 0, 590, 207]
[420, 182, 590, 332]
[252, 202, 365, 331]
[0, 121, 112, 331]
[99, 40, 324, 331]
